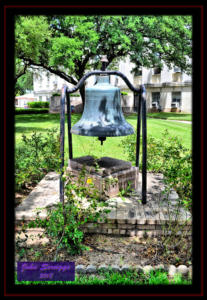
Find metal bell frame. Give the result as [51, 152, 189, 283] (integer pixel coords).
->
[59, 69, 147, 205]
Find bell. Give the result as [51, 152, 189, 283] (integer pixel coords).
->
[71, 75, 135, 144]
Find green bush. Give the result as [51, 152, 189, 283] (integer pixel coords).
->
[70, 93, 80, 97]
[15, 108, 49, 114]
[121, 129, 192, 210]
[28, 101, 49, 108]
[15, 128, 60, 191]
[52, 93, 61, 97]
[28, 167, 111, 256]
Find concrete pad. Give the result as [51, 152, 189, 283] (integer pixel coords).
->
[15, 172, 60, 221]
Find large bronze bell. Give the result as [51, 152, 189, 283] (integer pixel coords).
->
[71, 75, 135, 144]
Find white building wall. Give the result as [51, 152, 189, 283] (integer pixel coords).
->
[182, 72, 191, 82]
[181, 87, 192, 113]
[117, 57, 134, 87]
[161, 65, 172, 83]
[33, 69, 73, 101]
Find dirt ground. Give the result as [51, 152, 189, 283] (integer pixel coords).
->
[15, 227, 192, 269]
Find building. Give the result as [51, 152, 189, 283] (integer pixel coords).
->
[33, 69, 71, 102]
[32, 57, 192, 113]
[15, 93, 38, 108]
[116, 57, 192, 113]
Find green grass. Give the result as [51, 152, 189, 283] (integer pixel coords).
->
[15, 270, 192, 286]
[15, 113, 192, 162]
[147, 112, 192, 121]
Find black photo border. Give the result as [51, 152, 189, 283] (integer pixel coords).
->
[1, 2, 205, 297]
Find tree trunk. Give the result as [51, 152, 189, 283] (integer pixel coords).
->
[79, 84, 85, 109]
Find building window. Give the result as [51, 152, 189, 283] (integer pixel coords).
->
[134, 68, 142, 76]
[153, 67, 161, 75]
[39, 96, 42, 101]
[173, 67, 181, 73]
[171, 92, 181, 108]
[152, 92, 161, 109]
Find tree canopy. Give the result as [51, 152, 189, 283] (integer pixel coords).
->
[15, 15, 192, 100]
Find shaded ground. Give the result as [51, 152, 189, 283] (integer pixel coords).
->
[15, 186, 35, 207]
[15, 229, 192, 269]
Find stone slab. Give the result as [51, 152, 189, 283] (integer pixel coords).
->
[15, 172, 60, 221]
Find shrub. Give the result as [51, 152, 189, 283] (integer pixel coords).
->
[28, 101, 49, 108]
[70, 93, 80, 97]
[15, 108, 49, 114]
[52, 93, 61, 97]
[28, 167, 112, 256]
[121, 91, 128, 95]
[121, 129, 192, 210]
[15, 128, 60, 191]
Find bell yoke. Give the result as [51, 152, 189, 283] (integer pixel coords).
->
[59, 55, 147, 204]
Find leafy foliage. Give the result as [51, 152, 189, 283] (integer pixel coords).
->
[121, 129, 192, 210]
[28, 167, 112, 256]
[15, 108, 49, 114]
[15, 269, 192, 285]
[15, 129, 60, 191]
[28, 101, 49, 108]
[15, 15, 192, 93]
[15, 16, 51, 64]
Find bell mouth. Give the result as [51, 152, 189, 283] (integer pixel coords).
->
[71, 123, 135, 137]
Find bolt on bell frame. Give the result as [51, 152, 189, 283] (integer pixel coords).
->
[59, 67, 147, 205]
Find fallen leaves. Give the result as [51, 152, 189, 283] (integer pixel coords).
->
[15, 231, 192, 268]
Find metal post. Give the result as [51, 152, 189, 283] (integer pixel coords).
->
[135, 92, 142, 168]
[60, 85, 67, 203]
[66, 91, 73, 159]
[141, 85, 147, 204]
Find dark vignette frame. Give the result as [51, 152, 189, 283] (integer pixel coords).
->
[2, 3, 204, 297]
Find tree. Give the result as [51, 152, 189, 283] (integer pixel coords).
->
[15, 15, 192, 105]
[15, 69, 33, 96]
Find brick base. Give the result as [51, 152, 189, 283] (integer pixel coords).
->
[67, 156, 139, 198]
[80, 222, 192, 237]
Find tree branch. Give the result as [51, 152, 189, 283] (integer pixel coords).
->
[15, 62, 29, 83]
[20, 57, 78, 85]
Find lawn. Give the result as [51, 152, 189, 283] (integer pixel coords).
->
[147, 112, 192, 121]
[15, 113, 192, 163]
[15, 270, 191, 286]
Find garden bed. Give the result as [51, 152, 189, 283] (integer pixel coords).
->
[15, 230, 192, 272]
